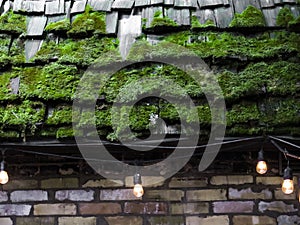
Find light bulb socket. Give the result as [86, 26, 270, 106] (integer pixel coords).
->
[133, 173, 142, 185]
[257, 149, 264, 161]
[283, 166, 293, 180]
[0, 161, 4, 171]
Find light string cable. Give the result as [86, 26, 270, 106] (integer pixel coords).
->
[7, 136, 263, 164]
[270, 137, 300, 160]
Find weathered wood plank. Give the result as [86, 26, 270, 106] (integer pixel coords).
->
[25, 39, 43, 61]
[45, 0, 65, 15]
[142, 6, 162, 27]
[164, 0, 174, 5]
[198, 0, 224, 8]
[112, 0, 134, 9]
[27, 16, 48, 36]
[260, 0, 275, 8]
[174, 0, 195, 8]
[135, 0, 151, 7]
[13, 0, 23, 11]
[151, 0, 164, 5]
[71, 0, 87, 14]
[194, 8, 216, 25]
[214, 6, 233, 28]
[233, 0, 260, 13]
[262, 7, 280, 26]
[173, 8, 190, 25]
[23, 0, 45, 13]
[106, 11, 118, 33]
[10, 77, 20, 95]
[87, 0, 113, 11]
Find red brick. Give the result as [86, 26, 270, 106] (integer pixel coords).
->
[124, 202, 167, 214]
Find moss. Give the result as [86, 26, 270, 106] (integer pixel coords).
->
[0, 10, 26, 34]
[150, 11, 178, 28]
[0, 70, 19, 101]
[192, 16, 215, 29]
[227, 103, 260, 126]
[276, 7, 295, 27]
[45, 19, 71, 34]
[19, 63, 80, 100]
[56, 127, 74, 139]
[46, 105, 72, 125]
[288, 16, 300, 32]
[67, 5, 106, 37]
[230, 6, 265, 27]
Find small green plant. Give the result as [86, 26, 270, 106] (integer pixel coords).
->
[230, 5, 266, 27]
[0, 10, 26, 34]
[45, 19, 71, 33]
[150, 11, 178, 28]
[276, 7, 295, 27]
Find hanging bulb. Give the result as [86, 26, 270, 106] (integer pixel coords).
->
[133, 173, 144, 198]
[256, 149, 267, 175]
[0, 161, 8, 185]
[282, 166, 294, 194]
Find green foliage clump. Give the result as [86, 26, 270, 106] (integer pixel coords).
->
[0, 10, 26, 34]
[230, 6, 265, 27]
[45, 19, 71, 33]
[67, 5, 106, 37]
[227, 103, 260, 126]
[276, 7, 295, 27]
[46, 105, 72, 125]
[150, 11, 178, 28]
[192, 16, 215, 29]
[56, 127, 74, 139]
[33, 36, 118, 66]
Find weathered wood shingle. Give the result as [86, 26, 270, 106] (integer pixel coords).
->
[23, 0, 45, 13]
[233, 0, 260, 13]
[25, 39, 43, 61]
[27, 16, 47, 36]
[112, 0, 134, 9]
[262, 7, 280, 26]
[87, 0, 113, 11]
[214, 6, 233, 28]
[71, 0, 87, 14]
[135, 0, 150, 7]
[198, 0, 224, 8]
[45, 0, 65, 15]
[174, 0, 197, 8]
[260, 0, 275, 8]
[106, 11, 118, 33]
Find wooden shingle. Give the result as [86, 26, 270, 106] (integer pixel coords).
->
[260, 0, 275, 8]
[45, 0, 65, 15]
[25, 39, 43, 61]
[262, 7, 280, 26]
[164, 0, 174, 5]
[87, 0, 113, 12]
[112, 0, 134, 9]
[135, 0, 151, 7]
[233, 0, 260, 13]
[106, 11, 118, 33]
[71, 0, 87, 14]
[194, 8, 216, 25]
[174, 0, 195, 8]
[151, 0, 164, 5]
[214, 6, 233, 28]
[13, 0, 23, 11]
[198, 0, 224, 8]
[27, 16, 48, 36]
[23, 0, 45, 13]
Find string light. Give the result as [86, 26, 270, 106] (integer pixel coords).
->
[133, 173, 144, 198]
[282, 164, 294, 195]
[256, 148, 267, 175]
[0, 161, 8, 185]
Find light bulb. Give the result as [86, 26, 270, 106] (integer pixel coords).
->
[256, 160, 268, 174]
[133, 184, 144, 198]
[0, 170, 9, 185]
[282, 179, 294, 194]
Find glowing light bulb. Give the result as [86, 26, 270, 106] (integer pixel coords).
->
[256, 160, 268, 174]
[256, 149, 267, 174]
[282, 166, 294, 194]
[282, 179, 294, 194]
[133, 184, 144, 198]
[133, 173, 144, 198]
[0, 170, 8, 185]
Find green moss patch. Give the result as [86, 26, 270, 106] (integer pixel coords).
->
[150, 11, 178, 28]
[45, 19, 71, 34]
[0, 10, 26, 34]
[230, 6, 265, 27]
[67, 5, 106, 37]
[276, 7, 295, 27]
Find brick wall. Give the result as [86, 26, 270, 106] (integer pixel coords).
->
[0, 174, 299, 225]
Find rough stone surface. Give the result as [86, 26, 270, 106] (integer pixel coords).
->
[0, 192, 8, 202]
[147, 216, 184, 225]
[213, 201, 254, 213]
[256, 176, 282, 185]
[0, 204, 31, 216]
[79, 203, 122, 215]
[229, 187, 272, 200]
[144, 190, 184, 201]
[232, 216, 276, 225]
[124, 202, 167, 214]
[258, 201, 298, 213]
[274, 188, 297, 200]
[41, 178, 79, 189]
[169, 177, 208, 188]
[15, 217, 55, 225]
[105, 216, 143, 225]
[210, 175, 253, 185]
[82, 179, 123, 188]
[2, 179, 38, 190]
[186, 189, 227, 201]
[186, 216, 229, 225]
[11, 190, 48, 202]
[55, 190, 94, 201]
[277, 215, 300, 225]
[0, 218, 13, 225]
[34, 204, 76, 215]
[58, 217, 97, 225]
[100, 189, 140, 201]
[171, 203, 209, 214]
